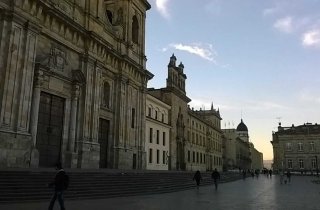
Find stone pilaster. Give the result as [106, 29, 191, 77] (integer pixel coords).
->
[68, 84, 80, 152]
[29, 69, 43, 167]
[0, 11, 39, 167]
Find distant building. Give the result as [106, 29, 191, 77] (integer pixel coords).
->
[271, 123, 320, 172]
[145, 94, 171, 170]
[250, 143, 263, 170]
[186, 106, 223, 172]
[222, 129, 239, 170]
[222, 119, 262, 171]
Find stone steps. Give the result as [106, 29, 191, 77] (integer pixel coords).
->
[0, 170, 241, 203]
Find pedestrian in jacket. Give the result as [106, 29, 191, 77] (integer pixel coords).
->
[48, 162, 67, 210]
[211, 168, 220, 190]
[193, 170, 202, 189]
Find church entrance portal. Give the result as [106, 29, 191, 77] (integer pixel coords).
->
[36, 92, 65, 167]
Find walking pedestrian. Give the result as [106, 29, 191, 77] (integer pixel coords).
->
[280, 170, 284, 184]
[242, 170, 246, 180]
[268, 169, 272, 178]
[48, 162, 69, 210]
[193, 170, 202, 189]
[286, 170, 291, 183]
[211, 168, 220, 190]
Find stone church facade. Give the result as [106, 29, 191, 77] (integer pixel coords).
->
[0, 0, 152, 169]
[148, 55, 223, 171]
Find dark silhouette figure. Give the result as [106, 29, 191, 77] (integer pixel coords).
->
[251, 170, 255, 178]
[286, 170, 291, 183]
[255, 169, 259, 178]
[48, 163, 68, 210]
[193, 170, 202, 189]
[242, 170, 246, 180]
[268, 169, 272, 178]
[211, 168, 220, 190]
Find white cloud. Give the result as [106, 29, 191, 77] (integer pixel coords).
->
[165, 43, 217, 62]
[302, 29, 320, 47]
[249, 101, 288, 110]
[155, 0, 170, 19]
[273, 16, 293, 33]
[263, 7, 278, 16]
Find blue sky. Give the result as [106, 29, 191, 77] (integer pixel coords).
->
[145, 0, 320, 160]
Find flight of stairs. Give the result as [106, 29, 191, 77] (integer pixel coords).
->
[0, 170, 241, 203]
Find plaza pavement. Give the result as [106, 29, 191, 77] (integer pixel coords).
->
[1, 175, 319, 210]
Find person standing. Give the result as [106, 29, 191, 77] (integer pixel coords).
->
[48, 162, 68, 210]
[211, 168, 220, 190]
[193, 170, 202, 189]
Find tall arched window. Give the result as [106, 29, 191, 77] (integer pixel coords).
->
[106, 10, 113, 24]
[132, 15, 139, 44]
[103, 82, 110, 108]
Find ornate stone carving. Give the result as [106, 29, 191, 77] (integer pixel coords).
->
[37, 46, 68, 71]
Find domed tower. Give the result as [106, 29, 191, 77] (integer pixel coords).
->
[236, 119, 249, 142]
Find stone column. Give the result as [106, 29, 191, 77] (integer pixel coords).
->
[29, 69, 43, 167]
[68, 84, 80, 152]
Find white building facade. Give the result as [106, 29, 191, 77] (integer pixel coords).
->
[145, 94, 171, 170]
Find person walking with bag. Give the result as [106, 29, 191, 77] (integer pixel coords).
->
[48, 162, 69, 210]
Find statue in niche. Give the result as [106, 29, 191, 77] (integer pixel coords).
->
[115, 8, 123, 25]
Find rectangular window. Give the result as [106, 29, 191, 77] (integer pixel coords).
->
[200, 153, 202, 164]
[196, 152, 199, 163]
[312, 159, 317, 169]
[286, 143, 292, 151]
[193, 151, 195, 163]
[192, 133, 195, 144]
[131, 108, 135, 128]
[148, 107, 151, 117]
[204, 155, 206, 163]
[163, 151, 166, 164]
[156, 130, 159, 144]
[163, 132, 166, 146]
[299, 159, 304, 169]
[298, 143, 303, 151]
[149, 128, 153, 143]
[157, 149, 159, 164]
[187, 151, 190, 162]
[149, 148, 152, 163]
[310, 142, 315, 151]
[155, 110, 158, 120]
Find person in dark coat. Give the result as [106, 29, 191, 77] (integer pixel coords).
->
[211, 168, 220, 190]
[48, 162, 67, 210]
[193, 170, 202, 189]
